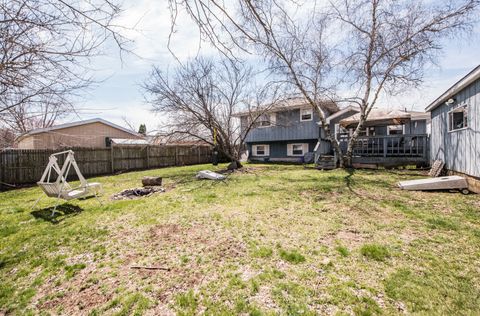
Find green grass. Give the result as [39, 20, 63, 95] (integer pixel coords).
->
[360, 244, 390, 261]
[1, 163, 479, 315]
[335, 245, 350, 257]
[278, 248, 306, 264]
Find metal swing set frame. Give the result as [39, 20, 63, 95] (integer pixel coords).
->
[32, 150, 103, 215]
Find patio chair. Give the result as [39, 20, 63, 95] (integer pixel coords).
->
[33, 150, 103, 215]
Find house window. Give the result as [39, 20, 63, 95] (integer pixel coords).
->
[449, 106, 468, 131]
[335, 124, 349, 141]
[257, 113, 276, 127]
[287, 143, 308, 156]
[357, 127, 368, 137]
[300, 109, 313, 121]
[252, 144, 269, 156]
[387, 125, 404, 135]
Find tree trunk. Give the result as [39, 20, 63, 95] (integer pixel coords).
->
[330, 137, 344, 168]
[142, 176, 163, 186]
[217, 145, 243, 169]
[318, 118, 344, 168]
[344, 116, 367, 168]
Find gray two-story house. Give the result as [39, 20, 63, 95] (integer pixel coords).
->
[237, 99, 431, 166]
[235, 99, 339, 162]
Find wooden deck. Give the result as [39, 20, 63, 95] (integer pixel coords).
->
[339, 134, 429, 167]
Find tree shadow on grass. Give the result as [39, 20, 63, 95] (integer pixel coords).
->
[343, 168, 393, 198]
[382, 169, 430, 178]
[31, 203, 84, 224]
[344, 168, 359, 196]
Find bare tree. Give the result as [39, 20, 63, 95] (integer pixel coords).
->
[167, 0, 478, 167]
[0, 127, 15, 148]
[143, 56, 279, 164]
[168, 0, 344, 164]
[331, 0, 479, 165]
[0, 90, 74, 133]
[0, 0, 130, 116]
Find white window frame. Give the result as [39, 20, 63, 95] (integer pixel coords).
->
[252, 144, 270, 156]
[367, 127, 375, 136]
[357, 127, 368, 137]
[387, 125, 404, 135]
[448, 105, 468, 132]
[300, 108, 313, 122]
[287, 143, 308, 156]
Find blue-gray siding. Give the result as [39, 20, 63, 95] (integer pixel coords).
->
[248, 140, 317, 159]
[430, 77, 480, 178]
[327, 109, 359, 135]
[244, 109, 320, 142]
[405, 120, 427, 135]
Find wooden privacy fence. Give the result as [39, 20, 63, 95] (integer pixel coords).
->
[0, 145, 212, 188]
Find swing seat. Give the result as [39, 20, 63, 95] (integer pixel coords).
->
[33, 150, 103, 214]
[37, 182, 102, 200]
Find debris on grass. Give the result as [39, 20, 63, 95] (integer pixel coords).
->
[196, 170, 227, 180]
[130, 265, 171, 271]
[111, 186, 165, 200]
[141, 176, 163, 186]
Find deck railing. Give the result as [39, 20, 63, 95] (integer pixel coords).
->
[337, 134, 429, 158]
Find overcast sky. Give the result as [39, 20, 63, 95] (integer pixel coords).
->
[75, 0, 480, 134]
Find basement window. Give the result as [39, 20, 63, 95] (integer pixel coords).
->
[288, 143, 308, 156]
[449, 106, 468, 131]
[252, 144, 269, 156]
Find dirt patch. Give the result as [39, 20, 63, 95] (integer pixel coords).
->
[335, 230, 365, 243]
[147, 223, 246, 262]
[96, 222, 248, 308]
[39, 283, 111, 313]
[322, 229, 369, 248]
[218, 166, 265, 175]
[34, 260, 115, 315]
[111, 186, 165, 200]
[33, 222, 247, 314]
[250, 285, 279, 311]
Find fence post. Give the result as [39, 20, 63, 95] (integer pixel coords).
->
[110, 145, 115, 174]
[0, 151, 3, 188]
[146, 145, 150, 169]
[197, 146, 201, 164]
[383, 138, 387, 158]
[175, 146, 178, 166]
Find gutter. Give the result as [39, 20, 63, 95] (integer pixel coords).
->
[425, 65, 480, 112]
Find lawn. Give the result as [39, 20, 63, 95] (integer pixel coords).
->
[1, 164, 479, 315]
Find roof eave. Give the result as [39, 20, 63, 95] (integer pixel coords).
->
[325, 105, 360, 124]
[425, 65, 480, 112]
[16, 118, 143, 139]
